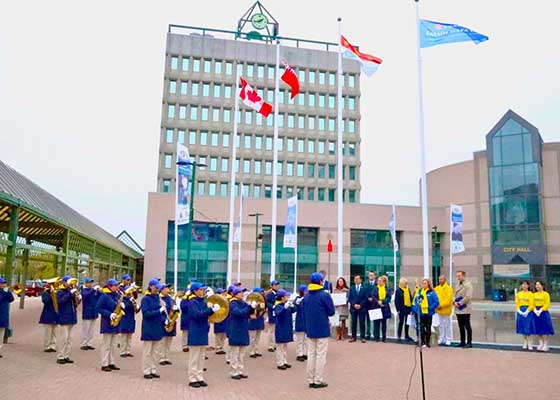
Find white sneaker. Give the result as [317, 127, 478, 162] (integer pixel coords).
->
[422, 345, 427, 348]
[445, 341, 451, 346]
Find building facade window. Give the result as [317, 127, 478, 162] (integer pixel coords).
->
[170, 56, 178, 70]
[163, 179, 171, 193]
[164, 154, 173, 169]
[165, 129, 173, 143]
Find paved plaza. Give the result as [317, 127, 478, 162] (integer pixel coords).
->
[1, 298, 559, 400]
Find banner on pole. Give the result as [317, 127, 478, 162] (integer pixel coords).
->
[389, 207, 399, 251]
[451, 204, 465, 254]
[283, 196, 298, 248]
[176, 143, 191, 225]
[233, 185, 244, 243]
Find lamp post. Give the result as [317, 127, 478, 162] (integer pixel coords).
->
[249, 212, 263, 289]
[177, 160, 206, 287]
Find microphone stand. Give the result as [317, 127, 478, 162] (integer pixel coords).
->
[415, 295, 427, 400]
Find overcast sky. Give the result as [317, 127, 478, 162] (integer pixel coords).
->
[1, 0, 559, 246]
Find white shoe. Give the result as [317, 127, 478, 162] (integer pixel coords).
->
[445, 341, 451, 346]
[422, 345, 427, 348]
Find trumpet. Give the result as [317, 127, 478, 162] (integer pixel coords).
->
[66, 277, 81, 307]
[10, 283, 24, 297]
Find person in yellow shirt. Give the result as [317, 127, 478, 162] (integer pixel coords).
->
[533, 281, 554, 352]
[515, 281, 535, 350]
[434, 275, 453, 346]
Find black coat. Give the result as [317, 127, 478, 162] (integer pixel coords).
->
[348, 284, 368, 312]
[394, 287, 413, 314]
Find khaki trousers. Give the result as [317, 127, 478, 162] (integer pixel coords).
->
[215, 332, 226, 351]
[80, 319, 96, 347]
[276, 343, 287, 366]
[306, 337, 329, 384]
[249, 330, 262, 355]
[181, 330, 189, 349]
[157, 336, 173, 362]
[188, 345, 206, 383]
[0, 328, 4, 354]
[229, 345, 246, 376]
[57, 325, 74, 360]
[43, 324, 57, 350]
[438, 314, 452, 343]
[295, 332, 307, 357]
[267, 322, 276, 349]
[142, 340, 158, 375]
[101, 333, 117, 367]
[120, 333, 132, 355]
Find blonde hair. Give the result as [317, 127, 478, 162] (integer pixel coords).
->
[399, 277, 408, 286]
[421, 278, 433, 290]
[379, 275, 388, 284]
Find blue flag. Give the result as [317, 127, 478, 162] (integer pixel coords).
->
[420, 19, 488, 48]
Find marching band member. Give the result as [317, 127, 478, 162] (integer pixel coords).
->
[213, 288, 228, 355]
[96, 279, 123, 372]
[188, 282, 219, 388]
[294, 284, 307, 362]
[56, 275, 80, 365]
[119, 284, 138, 357]
[302, 272, 335, 389]
[248, 288, 265, 358]
[180, 284, 193, 352]
[80, 277, 101, 351]
[119, 273, 132, 289]
[516, 280, 535, 350]
[533, 281, 555, 352]
[273, 289, 295, 370]
[158, 283, 177, 365]
[39, 282, 58, 353]
[140, 278, 165, 379]
[0, 277, 15, 359]
[228, 286, 254, 379]
[265, 280, 280, 352]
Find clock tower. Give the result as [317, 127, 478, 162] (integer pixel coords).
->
[237, 1, 279, 41]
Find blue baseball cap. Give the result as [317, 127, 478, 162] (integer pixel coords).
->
[148, 278, 160, 288]
[252, 288, 264, 293]
[158, 282, 171, 292]
[310, 272, 323, 284]
[276, 289, 290, 299]
[270, 280, 280, 286]
[232, 287, 246, 296]
[107, 279, 118, 286]
[85, 277, 95, 284]
[62, 275, 71, 282]
[0, 277, 6, 284]
[234, 281, 242, 287]
[122, 274, 131, 280]
[227, 285, 235, 293]
[298, 284, 307, 292]
[215, 288, 225, 294]
[190, 282, 207, 292]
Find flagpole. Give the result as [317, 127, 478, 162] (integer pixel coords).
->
[237, 184, 244, 283]
[227, 67, 241, 286]
[173, 154, 179, 293]
[449, 204, 454, 342]
[336, 17, 344, 279]
[415, 1, 430, 280]
[293, 198, 298, 293]
[271, 40, 281, 282]
[393, 204, 397, 337]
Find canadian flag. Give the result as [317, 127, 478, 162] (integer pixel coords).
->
[239, 77, 272, 117]
[281, 61, 300, 99]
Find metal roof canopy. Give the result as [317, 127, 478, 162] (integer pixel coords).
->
[0, 160, 141, 260]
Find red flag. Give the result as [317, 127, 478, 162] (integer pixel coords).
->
[327, 240, 333, 253]
[281, 61, 300, 99]
[239, 77, 272, 117]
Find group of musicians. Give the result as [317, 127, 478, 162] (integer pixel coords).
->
[0, 271, 335, 389]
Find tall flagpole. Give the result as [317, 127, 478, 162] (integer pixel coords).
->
[336, 17, 344, 279]
[237, 184, 244, 282]
[227, 67, 241, 286]
[449, 204, 453, 285]
[293, 197, 298, 293]
[271, 40, 281, 282]
[415, 1, 430, 279]
[173, 154, 179, 293]
[393, 204, 397, 337]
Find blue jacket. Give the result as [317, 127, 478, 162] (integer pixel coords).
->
[413, 289, 440, 317]
[56, 288, 77, 325]
[187, 296, 214, 346]
[119, 296, 136, 334]
[180, 297, 191, 331]
[0, 289, 15, 328]
[81, 287, 100, 320]
[214, 313, 229, 334]
[96, 291, 120, 334]
[39, 291, 58, 324]
[370, 285, 393, 319]
[265, 290, 277, 323]
[248, 313, 265, 331]
[394, 287, 413, 315]
[302, 284, 335, 339]
[141, 293, 165, 341]
[348, 284, 368, 313]
[161, 295, 177, 337]
[294, 296, 305, 332]
[274, 302, 295, 344]
[228, 299, 252, 346]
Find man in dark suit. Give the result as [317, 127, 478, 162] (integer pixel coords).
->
[319, 270, 333, 293]
[365, 271, 378, 339]
[348, 275, 367, 343]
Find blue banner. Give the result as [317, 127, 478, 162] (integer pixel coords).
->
[283, 196, 298, 248]
[420, 19, 488, 48]
[176, 143, 191, 225]
[451, 204, 465, 254]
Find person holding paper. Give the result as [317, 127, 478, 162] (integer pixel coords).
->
[333, 277, 349, 340]
[348, 275, 368, 343]
[365, 271, 378, 340]
[434, 275, 453, 346]
[454, 271, 473, 348]
[370, 275, 392, 342]
[395, 277, 414, 343]
[413, 279, 439, 348]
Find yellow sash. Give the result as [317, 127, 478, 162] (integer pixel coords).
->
[400, 286, 411, 307]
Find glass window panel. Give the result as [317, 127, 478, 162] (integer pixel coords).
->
[193, 59, 200, 72]
[212, 109, 220, 122]
[522, 134, 533, 163]
[492, 135, 502, 166]
[189, 130, 196, 145]
[287, 138, 294, 152]
[502, 165, 524, 194]
[220, 183, 228, 197]
[308, 116, 315, 130]
[210, 157, 217, 171]
[348, 120, 355, 133]
[162, 179, 171, 193]
[237, 64, 243, 76]
[247, 64, 254, 77]
[277, 161, 283, 176]
[255, 136, 262, 150]
[349, 97, 355, 110]
[204, 60, 211, 73]
[277, 186, 283, 199]
[298, 70, 305, 82]
[278, 137, 283, 151]
[308, 164, 315, 178]
[198, 182, 205, 196]
[202, 84, 209, 97]
[180, 82, 187, 95]
[318, 141, 325, 154]
[318, 188, 325, 201]
[308, 140, 315, 153]
[288, 114, 295, 128]
[329, 95, 335, 108]
[178, 130, 185, 144]
[297, 163, 304, 177]
[309, 71, 315, 83]
[253, 185, 261, 198]
[309, 93, 315, 107]
[349, 75, 355, 88]
[501, 135, 523, 165]
[329, 165, 335, 179]
[328, 141, 335, 155]
[298, 139, 304, 153]
[208, 182, 216, 196]
[226, 62, 233, 75]
[224, 85, 232, 98]
[524, 163, 539, 192]
[307, 188, 315, 201]
[319, 95, 325, 107]
[489, 167, 502, 197]
[286, 162, 293, 176]
[164, 154, 172, 169]
[254, 160, 262, 174]
[223, 133, 230, 147]
[179, 106, 186, 119]
[215, 61, 222, 74]
[221, 158, 228, 172]
[223, 109, 231, 123]
[349, 190, 356, 203]
[167, 104, 175, 118]
[191, 82, 199, 96]
[526, 194, 540, 224]
[349, 166, 356, 180]
[328, 119, 335, 131]
[266, 137, 273, 151]
[328, 188, 335, 202]
[319, 118, 325, 131]
[213, 85, 221, 97]
[243, 160, 251, 174]
[319, 71, 326, 84]
[501, 118, 524, 135]
[166, 129, 173, 143]
[298, 116, 305, 129]
[258, 65, 264, 78]
[329, 73, 336, 86]
[171, 56, 178, 70]
[200, 131, 207, 145]
[286, 187, 293, 198]
[245, 111, 252, 125]
[268, 66, 275, 79]
[244, 135, 251, 149]
[318, 164, 325, 178]
[265, 185, 272, 198]
[211, 132, 219, 146]
[181, 58, 189, 71]
[265, 161, 272, 175]
[169, 81, 176, 94]
[201, 107, 209, 121]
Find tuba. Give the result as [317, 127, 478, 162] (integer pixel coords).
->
[207, 294, 229, 324]
[45, 277, 62, 313]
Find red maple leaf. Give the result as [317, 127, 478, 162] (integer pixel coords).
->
[246, 88, 261, 103]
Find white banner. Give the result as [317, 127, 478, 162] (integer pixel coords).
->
[283, 196, 298, 248]
[176, 143, 191, 225]
[389, 205, 399, 251]
[233, 184, 244, 243]
[451, 204, 465, 254]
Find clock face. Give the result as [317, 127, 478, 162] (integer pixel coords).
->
[251, 13, 268, 30]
